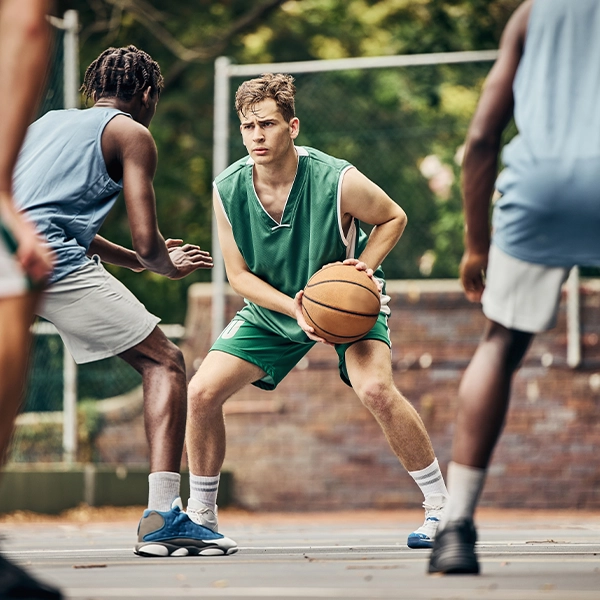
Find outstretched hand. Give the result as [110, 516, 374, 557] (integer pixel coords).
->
[293, 290, 333, 346]
[165, 238, 213, 279]
[459, 250, 488, 302]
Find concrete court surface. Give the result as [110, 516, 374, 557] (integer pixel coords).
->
[1, 507, 599, 600]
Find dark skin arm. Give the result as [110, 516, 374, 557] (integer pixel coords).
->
[93, 111, 212, 278]
[460, 0, 532, 302]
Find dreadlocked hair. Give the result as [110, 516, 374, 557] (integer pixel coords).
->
[81, 45, 164, 103]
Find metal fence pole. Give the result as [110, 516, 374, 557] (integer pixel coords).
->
[62, 9, 80, 462]
[62, 10, 79, 109]
[567, 266, 581, 368]
[211, 56, 231, 342]
[62, 351, 78, 464]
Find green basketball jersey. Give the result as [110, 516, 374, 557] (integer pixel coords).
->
[214, 146, 382, 343]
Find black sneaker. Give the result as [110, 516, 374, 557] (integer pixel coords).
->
[0, 553, 62, 599]
[427, 518, 480, 574]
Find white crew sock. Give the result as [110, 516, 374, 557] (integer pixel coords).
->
[439, 461, 487, 530]
[189, 473, 220, 510]
[148, 471, 181, 512]
[408, 458, 449, 502]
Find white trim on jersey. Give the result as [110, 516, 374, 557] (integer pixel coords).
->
[246, 145, 307, 228]
[336, 167, 391, 316]
[212, 183, 231, 227]
[337, 165, 356, 253]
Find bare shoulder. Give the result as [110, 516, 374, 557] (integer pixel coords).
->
[103, 114, 157, 156]
[341, 166, 386, 199]
[502, 0, 534, 49]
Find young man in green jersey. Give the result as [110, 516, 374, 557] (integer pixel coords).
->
[186, 73, 448, 549]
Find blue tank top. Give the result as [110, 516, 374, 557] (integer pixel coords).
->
[13, 108, 128, 282]
[493, 0, 600, 267]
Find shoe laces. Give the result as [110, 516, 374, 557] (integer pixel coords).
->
[187, 501, 219, 532]
[423, 494, 447, 521]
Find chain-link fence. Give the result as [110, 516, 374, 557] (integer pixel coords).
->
[26, 331, 143, 414]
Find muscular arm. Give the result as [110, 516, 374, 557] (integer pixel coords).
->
[0, 0, 54, 283]
[340, 167, 407, 272]
[100, 116, 211, 279]
[87, 235, 142, 271]
[0, 0, 51, 193]
[460, 0, 532, 301]
[111, 119, 177, 276]
[214, 189, 297, 318]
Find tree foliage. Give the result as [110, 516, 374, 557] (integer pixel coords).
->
[53, 0, 522, 322]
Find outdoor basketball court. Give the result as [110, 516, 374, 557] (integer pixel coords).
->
[2, 508, 599, 599]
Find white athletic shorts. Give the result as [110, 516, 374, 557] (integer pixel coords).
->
[482, 244, 570, 333]
[38, 256, 160, 364]
[0, 222, 28, 298]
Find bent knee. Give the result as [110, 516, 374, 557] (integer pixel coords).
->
[187, 374, 225, 413]
[356, 379, 398, 412]
[162, 341, 185, 374]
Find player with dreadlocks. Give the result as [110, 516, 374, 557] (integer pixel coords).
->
[13, 45, 237, 557]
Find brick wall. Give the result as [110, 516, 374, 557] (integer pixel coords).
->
[175, 279, 600, 511]
[95, 279, 600, 511]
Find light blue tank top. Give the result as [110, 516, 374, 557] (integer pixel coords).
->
[493, 0, 600, 267]
[13, 108, 128, 283]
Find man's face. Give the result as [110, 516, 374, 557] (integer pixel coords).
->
[239, 98, 299, 165]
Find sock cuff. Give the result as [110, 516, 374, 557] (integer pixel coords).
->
[408, 457, 440, 479]
[190, 473, 220, 492]
[148, 471, 181, 483]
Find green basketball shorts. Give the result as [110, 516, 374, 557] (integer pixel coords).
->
[210, 312, 391, 390]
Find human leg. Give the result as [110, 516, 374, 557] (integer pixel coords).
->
[0, 266, 61, 597]
[38, 260, 181, 507]
[0, 291, 39, 463]
[344, 339, 448, 547]
[345, 339, 437, 471]
[122, 333, 247, 557]
[119, 327, 187, 502]
[186, 318, 311, 529]
[186, 349, 266, 511]
[427, 322, 532, 574]
[33, 260, 233, 557]
[429, 247, 568, 574]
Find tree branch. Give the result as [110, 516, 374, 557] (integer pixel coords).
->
[102, 0, 289, 63]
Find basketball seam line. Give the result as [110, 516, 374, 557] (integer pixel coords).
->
[302, 305, 371, 341]
[305, 279, 380, 300]
[302, 295, 380, 318]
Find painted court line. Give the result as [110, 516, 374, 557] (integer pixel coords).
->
[62, 588, 600, 599]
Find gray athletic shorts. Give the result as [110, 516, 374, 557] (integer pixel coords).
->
[38, 256, 160, 364]
[0, 221, 28, 298]
[482, 244, 570, 333]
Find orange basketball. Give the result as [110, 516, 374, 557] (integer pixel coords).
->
[301, 264, 380, 344]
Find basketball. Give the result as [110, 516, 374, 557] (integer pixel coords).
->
[301, 264, 380, 344]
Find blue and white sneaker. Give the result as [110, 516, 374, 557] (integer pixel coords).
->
[134, 498, 238, 557]
[407, 493, 447, 549]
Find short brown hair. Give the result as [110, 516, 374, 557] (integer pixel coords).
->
[235, 73, 296, 122]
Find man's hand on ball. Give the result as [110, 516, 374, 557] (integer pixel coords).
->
[294, 290, 333, 346]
